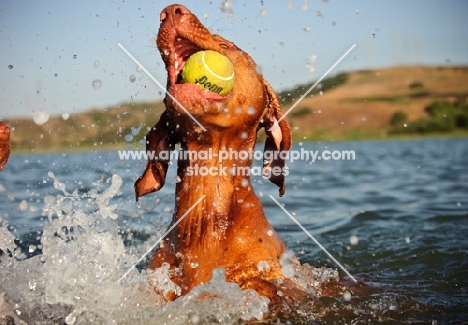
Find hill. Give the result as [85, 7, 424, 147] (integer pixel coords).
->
[5, 66, 468, 153]
[278, 66, 468, 140]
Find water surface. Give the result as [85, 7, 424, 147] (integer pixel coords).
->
[0, 138, 467, 324]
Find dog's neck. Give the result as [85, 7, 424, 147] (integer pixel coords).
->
[171, 128, 262, 245]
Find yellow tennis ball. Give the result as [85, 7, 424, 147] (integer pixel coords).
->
[182, 50, 234, 96]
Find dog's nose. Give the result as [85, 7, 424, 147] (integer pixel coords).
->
[160, 4, 190, 24]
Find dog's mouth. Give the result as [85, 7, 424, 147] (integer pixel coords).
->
[172, 37, 201, 85]
[159, 36, 230, 101]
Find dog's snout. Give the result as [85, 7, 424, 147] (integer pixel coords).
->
[160, 4, 190, 23]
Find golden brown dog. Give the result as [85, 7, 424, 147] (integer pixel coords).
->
[135, 4, 292, 300]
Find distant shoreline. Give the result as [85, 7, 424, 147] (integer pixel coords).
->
[8, 131, 468, 157]
[6, 66, 468, 154]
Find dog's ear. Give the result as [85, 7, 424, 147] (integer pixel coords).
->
[261, 81, 292, 197]
[134, 112, 176, 201]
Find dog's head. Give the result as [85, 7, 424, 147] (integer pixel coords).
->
[135, 4, 291, 199]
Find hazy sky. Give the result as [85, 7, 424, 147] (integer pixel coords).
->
[1, 0, 467, 120]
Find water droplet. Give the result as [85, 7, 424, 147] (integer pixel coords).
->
[62, 113, 70, 120]
[343, 291, 352, 301]
[136, 65, 143, 73]
[287, 1, 293, 9]
[267, 230, 273, 236]
[354, 9, 360, 14]
[257, 261, 270, 270]
[255, 64, 263, 75]
[92, 79, 102, 89]
[28, 245, 37, 253]
[189, 314, 200, 325]
[28, 280, 37, 290]
[73, 54, 77, 59]
[350, 235, 359, 245]
[303, 26, 311, 32]
[32, 110, 50, 125]
[54, 73, 58, 77]
[93, 60, 99, 68]
[129, 74, 136, 83]
[174, 175, 182, 183]
[220, 0, 233, 16]
[19, 200, 28, 211]
[190, 262, 199, 268]
[131, 126, 141, 136]
[140, 15, 145, 20]
[405, 237, 411, 244]
[302, 3, 308, 11]
[240, 132, 248, 139]
[8, 64, 13, 69]
[241, 178, 249, 187]
[247, 107, 256, 115]
[124, 134, 134, 141]
[258, 8, 266, 17]
[371, 33, 376, 38]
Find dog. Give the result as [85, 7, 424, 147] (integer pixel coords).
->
[135, 4, 293, 301]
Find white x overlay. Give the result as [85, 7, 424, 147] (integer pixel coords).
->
[117, 40, 358, 284]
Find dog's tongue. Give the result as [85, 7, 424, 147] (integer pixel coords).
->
[169, 83, 229, 102]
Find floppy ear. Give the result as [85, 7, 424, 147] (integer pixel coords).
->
[261, 81, 292, 197]
[134, 111, 176, 201]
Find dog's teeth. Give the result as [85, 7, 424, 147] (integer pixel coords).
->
[175, 60, 179, 69]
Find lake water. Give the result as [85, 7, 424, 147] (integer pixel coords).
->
[0, 138, 467, 324]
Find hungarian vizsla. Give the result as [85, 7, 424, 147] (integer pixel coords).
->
[135, 4, 292, 300]
[0, 122, 10, 171]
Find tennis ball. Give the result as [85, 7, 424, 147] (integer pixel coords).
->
[182, 50, 234, 96]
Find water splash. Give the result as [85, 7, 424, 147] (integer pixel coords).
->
[153, 268, 269, 324]
[0, 173, 272, 324]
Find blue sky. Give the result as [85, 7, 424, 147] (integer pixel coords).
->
[1, 0, 467, 119]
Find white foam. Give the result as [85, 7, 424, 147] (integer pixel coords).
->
[0, 173, 271, 324]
